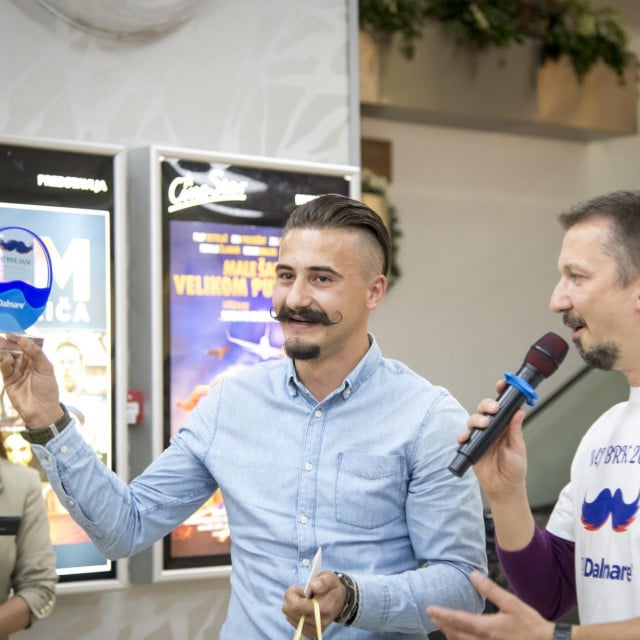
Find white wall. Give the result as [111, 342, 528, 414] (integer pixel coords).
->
[363, 117, 592, 412]
[1, 0, 351, 163]
[360, 111, 638, 512]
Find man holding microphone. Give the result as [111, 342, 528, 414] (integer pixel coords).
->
[429, 190, 640, 639]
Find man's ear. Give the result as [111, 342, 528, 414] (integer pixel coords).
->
[366, 274, 387, 310]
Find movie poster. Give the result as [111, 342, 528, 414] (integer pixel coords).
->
[167, 220, 283, 563]
[0, 140, 119, 582]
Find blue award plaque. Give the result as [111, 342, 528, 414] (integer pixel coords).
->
[0, 226, 52, 351]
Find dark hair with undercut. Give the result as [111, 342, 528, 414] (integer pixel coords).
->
[284, 193, 391, 276]
[559, 190, 640, 286]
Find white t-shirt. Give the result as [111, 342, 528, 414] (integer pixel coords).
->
[547, 387, 640, 624]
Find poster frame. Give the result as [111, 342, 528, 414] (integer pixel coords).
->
[0, 135, 129, 592]
[127, 145, 360, 583]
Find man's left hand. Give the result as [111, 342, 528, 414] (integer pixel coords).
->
[427, 571, 555, 640]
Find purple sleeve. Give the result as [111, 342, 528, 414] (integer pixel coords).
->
[496, 525, 576, 620]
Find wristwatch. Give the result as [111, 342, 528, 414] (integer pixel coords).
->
[552, 622, 572, 640]
[21, 404, 72, 445]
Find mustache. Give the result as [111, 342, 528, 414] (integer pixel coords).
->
[563, 312, 585, 331]
[271, 305, 342, 326]
[581, 487, 640, 532]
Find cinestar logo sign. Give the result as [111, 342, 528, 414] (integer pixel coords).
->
[581, 556, 633, 582]
[167, 170, 248, 213]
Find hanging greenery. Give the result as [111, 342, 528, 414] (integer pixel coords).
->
[359, 0, 637, 83]
[361, 168, 402, 289]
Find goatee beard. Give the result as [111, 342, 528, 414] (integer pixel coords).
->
[274, 305, 343, 361]
[575, 339, 618, 371]
[284, 339, 320, 360]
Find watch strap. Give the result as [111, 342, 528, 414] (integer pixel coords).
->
[21, 404, 72, 445]
[552, 622, 572, 640]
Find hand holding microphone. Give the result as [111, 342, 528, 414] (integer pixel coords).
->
[449, 332, 569, 478]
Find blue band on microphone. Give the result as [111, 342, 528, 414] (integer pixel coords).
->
[504, 371, 539, 406]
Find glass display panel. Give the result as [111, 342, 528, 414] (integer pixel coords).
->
[160, 154, 354, 570]
[0, 141, 119, 582]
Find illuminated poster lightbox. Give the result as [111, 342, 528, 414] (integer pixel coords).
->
[159, 151, 358, 572]
[0, 138, 125, 584]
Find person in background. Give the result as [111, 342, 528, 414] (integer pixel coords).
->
[428, 190, 640, 639]
[0, 194, 486, 639]
[2, 432, 34, 469]
[1, 431, 47, 483]
[54, 340, 85, 395]
[52, 339, 108, 463]
[0, 432, 57, 638]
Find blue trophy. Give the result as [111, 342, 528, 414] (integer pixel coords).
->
[0, 226, 53, 353]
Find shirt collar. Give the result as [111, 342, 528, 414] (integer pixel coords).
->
[285, 333, 382, 399]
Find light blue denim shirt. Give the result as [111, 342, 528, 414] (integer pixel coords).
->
[34, 336, 486, 639]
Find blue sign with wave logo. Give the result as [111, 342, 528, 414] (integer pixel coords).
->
[0, 226, 53, 332]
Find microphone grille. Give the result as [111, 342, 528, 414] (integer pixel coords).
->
[524, 332, 569, 378]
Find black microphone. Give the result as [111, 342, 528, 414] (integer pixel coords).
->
[449, 332, 569, 477]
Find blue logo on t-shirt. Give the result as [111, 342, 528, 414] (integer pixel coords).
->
[581, 488, 640, 532]
[581, 556, 633, 582]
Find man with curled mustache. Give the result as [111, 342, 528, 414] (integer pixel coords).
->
[0, 194, 486, 639]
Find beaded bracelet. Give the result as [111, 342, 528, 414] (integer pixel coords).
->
[334, 572, 359, 626]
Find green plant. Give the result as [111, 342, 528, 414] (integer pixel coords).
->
[359, 0, 636, 82]
[359, 0, 432, 58]
[538, 2, 632, 80]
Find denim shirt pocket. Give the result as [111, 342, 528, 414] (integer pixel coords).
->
[335, 452, 406, 529]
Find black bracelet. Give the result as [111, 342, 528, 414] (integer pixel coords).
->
[552, 622, 572, 640]
[334, 572, 359, 626]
